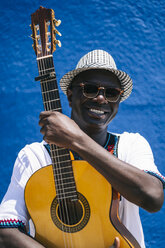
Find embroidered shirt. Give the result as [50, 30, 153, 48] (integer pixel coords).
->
[0, 132, 164, 248]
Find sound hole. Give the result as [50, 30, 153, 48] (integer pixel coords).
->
[51, 192, 90, 233]
[58, 199, 83, 225]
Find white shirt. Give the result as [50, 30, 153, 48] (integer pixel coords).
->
[0, 132, 164, 248]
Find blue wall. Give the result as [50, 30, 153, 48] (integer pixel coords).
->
[0, 0, 164, 247]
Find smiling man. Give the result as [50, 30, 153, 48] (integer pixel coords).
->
[0, 50, 164, 248]
[39, 50, 164, 247]
[68, 70, 122, 138]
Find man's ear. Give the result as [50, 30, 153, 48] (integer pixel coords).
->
[67, 88, 72, 107]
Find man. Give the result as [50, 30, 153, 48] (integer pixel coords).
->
[0, 50, 164, 248]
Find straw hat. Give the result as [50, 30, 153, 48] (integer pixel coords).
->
[60, 49, 132, 102]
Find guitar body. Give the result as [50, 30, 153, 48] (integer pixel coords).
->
[25, 161, 136, 248]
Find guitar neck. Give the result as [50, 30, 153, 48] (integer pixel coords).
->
[37, 55, 78, 201]
[37, 55, 62, 112]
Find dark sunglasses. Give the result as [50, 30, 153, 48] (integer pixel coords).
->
[78, 83, 124, 102]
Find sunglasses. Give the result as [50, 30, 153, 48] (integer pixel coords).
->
[78, 83, 124, 102]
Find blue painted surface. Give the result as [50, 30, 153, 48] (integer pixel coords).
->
[0, 0, 164, 247]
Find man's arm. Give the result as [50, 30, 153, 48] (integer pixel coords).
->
[0, 228, 45, 248]
[72, 130, 164, 212]
[0, 228, 120, 248]
[39, 111, 164, 213]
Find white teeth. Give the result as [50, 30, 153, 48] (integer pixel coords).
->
[90, 108, 105, 114]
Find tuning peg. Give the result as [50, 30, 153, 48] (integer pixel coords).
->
[54, 40, 62, 47]
[32, 44, 35, 51]
[30, 34, 34, 40]
[29, 34, 37, 41]
[53, 18, 61, 27]
[29, 24, 33, 30]
[54, 29, 62, 36]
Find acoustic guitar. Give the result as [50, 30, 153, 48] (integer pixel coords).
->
[25, 6, 141, 248]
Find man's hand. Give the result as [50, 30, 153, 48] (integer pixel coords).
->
[39, 111, 84, 149]
[109, 237, 120, 248]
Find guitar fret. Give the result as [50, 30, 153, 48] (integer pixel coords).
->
[54, 176, 74, 181]
[49, 107, 61, 111]
[56, 190, 77, 196]
[42, 93, 59, 103]
[56, 190, 77, 195]
[53, 165, 72, 170]
[55, 182, 75, 189]
[57, 194, 78, 200]
[54, 171, 73, 176]
[41, 77, 56, 82]
[51, 157, 71, 162]
[51, 151, 70, 156]
[42, 89, 58, 93]
[51, 158, 71, 162]
[51, 149, 69, 153]
[56, 186, 76, 192]
[56, 185, 76, 190]
[51, 155, 70, 160]
[39, 67, 55, 73]
[41, 77, 57, 83]
[54, 160, 71, 164]
[56, 181, 75, 187]
[51, 148, 69, 153]
[43, 98, 60, 103]
[54, 173, 74, 179]
[53, 168, 72, 174]
[53, 166, 72, 171]
[41, 80, 59, 91]
[43, 105, 61, 112]
[42, 88, 59, 94]
[51, 147, 66, 151]
[54, 170, 71, 175]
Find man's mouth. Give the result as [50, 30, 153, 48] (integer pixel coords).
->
[85, 107, 110, 120]
[89, 108, 105, 115]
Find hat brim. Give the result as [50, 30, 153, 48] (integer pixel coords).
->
[60, 67, 132, 102]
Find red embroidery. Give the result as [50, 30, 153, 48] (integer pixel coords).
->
[0, 219, 25, 227]
[107, 144, 114, 154]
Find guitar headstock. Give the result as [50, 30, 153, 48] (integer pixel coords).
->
[30, 6, 61, 57]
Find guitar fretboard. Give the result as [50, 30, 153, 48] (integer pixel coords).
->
[37, 55, 77, 201]
[38, 55, 61, 112]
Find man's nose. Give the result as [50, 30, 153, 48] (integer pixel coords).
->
[93, 92, 108, 104]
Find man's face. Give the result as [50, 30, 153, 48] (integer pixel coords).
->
[68, 69, 121, 132]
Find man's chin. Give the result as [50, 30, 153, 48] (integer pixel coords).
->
[82, 116, 110, 130]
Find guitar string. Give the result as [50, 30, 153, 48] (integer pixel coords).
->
[46, 54, 76, 248]
[38, 57, 69, 248]
[47, 53, 79, 247]
[46, 56, 75, 248]
[35, 47, 66, 246]
[38, 55, 69, 247]
[39, 55, 74, 247]
[36, 44, 69, 247]
[39, 50, 77, 246]
[39, 56, 69, 248]
[46, 54, 80, 240]
[45, 55, 81, 246]
[44, 56, 72, 243]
